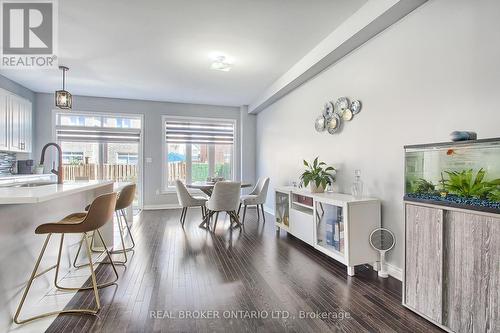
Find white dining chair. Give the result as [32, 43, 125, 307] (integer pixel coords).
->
[200, 181, 241, 231]
[175, 180, 208, 226]
[238, 177, 270, 224]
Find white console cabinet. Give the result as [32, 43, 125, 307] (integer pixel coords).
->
[274, 186, 381, 276]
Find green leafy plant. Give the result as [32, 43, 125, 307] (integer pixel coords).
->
[488, 187, 500, 202]
[412, 178, 437, 194]
[443, 168, 500, 199]
[300, 157, 336, 190]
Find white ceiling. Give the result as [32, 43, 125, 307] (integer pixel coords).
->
[1, 0, 367, 106]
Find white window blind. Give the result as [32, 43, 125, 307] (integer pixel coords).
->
[56, 113, 141, 143]
[165, 120, 234, 145]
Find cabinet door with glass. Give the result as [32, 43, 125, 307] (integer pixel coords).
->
[315, 201, 346, 260]
[275, 191, 290, 230]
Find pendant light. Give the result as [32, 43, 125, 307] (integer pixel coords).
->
[55, 66, 72, 109]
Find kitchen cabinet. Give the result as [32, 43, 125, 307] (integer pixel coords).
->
[0, 88, 32, 153]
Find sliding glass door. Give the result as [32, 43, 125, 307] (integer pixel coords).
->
[55, 111, 143, 209]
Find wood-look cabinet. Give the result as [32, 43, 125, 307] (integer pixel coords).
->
[404, 202, 500, 333]
[405, 204, 443, 324]
[0, 88, 32, 153]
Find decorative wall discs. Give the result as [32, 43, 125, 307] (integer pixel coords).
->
[350, 100, 361, 114]
[342, 109, 353, 121]
[315, 115, 326, 132]
[335, 97, 349, 112]
[323, 101, 335, 119]
[326, 113, 341, 134]
[315, 97, 362, 135]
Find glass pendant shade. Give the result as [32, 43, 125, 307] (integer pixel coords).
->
[55, 90, 72, 109]
[55, 66, 72, 109]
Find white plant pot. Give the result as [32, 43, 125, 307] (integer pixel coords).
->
[34, 166, 44, 174]
[309, 182, 325, 193]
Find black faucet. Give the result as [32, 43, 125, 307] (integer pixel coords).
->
[40, 143, 64, 184]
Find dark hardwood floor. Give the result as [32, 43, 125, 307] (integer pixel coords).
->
[45, 208, 443, 333]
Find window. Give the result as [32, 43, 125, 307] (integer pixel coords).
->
[62, 151, 84, 164]
[163, 117, 235, 190]
[55, 111, 143, 208]
[117, 152, 138, 165]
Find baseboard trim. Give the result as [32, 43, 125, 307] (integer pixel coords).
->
[263, 205, 274, 215]
[263, 204, 402, 281]
[385, 262, 403, 281]
[143, 204, 180, 210]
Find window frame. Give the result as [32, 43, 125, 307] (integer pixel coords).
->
[162, 115, 237, 193]
[52, 109, 145, 209]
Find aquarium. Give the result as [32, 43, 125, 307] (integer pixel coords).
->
[404, 138, 500, 213]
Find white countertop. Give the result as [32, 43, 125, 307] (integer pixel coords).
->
[275, 185, 379, 203]
[0, 180, 115, 204]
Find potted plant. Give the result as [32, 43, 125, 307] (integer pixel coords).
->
[300, 157, 336, 193]
[34, 164, 45, 174]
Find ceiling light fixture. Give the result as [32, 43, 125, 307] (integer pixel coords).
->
[210, 55, 233, 72]
[55, 66, 72, 109]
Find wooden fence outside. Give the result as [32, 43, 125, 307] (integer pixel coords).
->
[167, 162, 187, 184]
[63, 164, 138, 182]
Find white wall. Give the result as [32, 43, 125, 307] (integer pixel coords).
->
[256, 0, 500, 270]
[34, 93, 247, 207]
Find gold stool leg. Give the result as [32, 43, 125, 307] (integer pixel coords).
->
[119, 209, 135, 250]
[84, 232, 100, 311]
[57, 231, 119, 290]
[109, 211, 128, 263]
[14, 234, 52, 324]
[14, 232, 105, 325]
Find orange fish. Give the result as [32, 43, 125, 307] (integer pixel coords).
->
[447, 149, 455, 156]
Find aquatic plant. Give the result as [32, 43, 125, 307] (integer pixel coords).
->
[412, 178, 437, 194]
[487, 185, 500, 202]
[443, 168, 500, 199]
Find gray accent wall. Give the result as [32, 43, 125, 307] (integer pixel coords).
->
[240, 105, 256, 194]
[255, 0, 500, 271]
[0, 74, 35, 103]
[34, 93, 247, 207]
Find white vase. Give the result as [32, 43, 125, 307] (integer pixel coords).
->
[309, 182, 325, 193]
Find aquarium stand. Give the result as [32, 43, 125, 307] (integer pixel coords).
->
[403, 200, 499, 333]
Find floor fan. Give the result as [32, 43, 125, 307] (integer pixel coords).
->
[369, 228, 395, 278]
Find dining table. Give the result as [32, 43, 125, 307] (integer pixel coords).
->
[186, 181, 252, 196]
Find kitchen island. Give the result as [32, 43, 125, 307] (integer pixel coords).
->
[0, 180, 116, 332]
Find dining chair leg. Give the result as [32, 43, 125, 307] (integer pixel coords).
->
[182, 207, 188, 226]
[237, 203, 242, 216]
[180, 207, 186, 225]
[199, 210, 214, 229]
[256, 204, 260, 220]
[200, 206, 205, 219]
[230, 211, 242, 229]
[261, 204, 266, 222]
[242, 205, 247, 224]
[213, 211, 220, 231]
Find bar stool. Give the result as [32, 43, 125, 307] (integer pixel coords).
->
[14, 192, 119, 324]
[73, 184, 136, 266]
